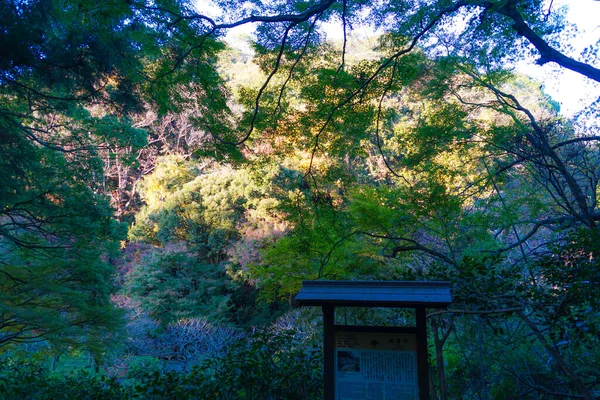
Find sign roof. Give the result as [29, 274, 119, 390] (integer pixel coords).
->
[295, 280, 452, 308]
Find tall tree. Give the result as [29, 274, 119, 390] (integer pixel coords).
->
[0, 0, 143, 348]
[0, 0, 231, 348]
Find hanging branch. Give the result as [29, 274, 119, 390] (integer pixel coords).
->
[306, 0, 470, 175]
[236, 23, 297, 145]
[373, 60, 412, 183]
[336, 0, 349, 74]
[275, 15, 322, 113]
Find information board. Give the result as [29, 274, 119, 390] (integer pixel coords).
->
[334, 331, 418, 400]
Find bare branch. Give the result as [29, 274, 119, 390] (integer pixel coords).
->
[461, 68, 596, 226]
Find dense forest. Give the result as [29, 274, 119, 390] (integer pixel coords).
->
[1, 0, 599, 398]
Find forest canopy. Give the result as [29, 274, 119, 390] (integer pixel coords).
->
[1, 0, 599, 398]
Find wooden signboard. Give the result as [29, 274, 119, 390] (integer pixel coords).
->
[335, 329, 418, 400]
[295, 281, 452, 400]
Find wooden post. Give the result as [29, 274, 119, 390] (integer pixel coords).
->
[323, 305, 335, 400]
[416, 307, 430, 400]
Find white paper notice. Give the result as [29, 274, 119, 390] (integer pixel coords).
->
[334, 332, 418, 400]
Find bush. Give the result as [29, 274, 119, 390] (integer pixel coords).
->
[130, 329, 322, 399]
[0, 358, 129, 400]
[1, 327, 323, 400]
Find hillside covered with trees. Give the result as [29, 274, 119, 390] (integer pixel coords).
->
[1, 0, 599, 398]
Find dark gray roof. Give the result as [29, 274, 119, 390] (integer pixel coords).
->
[295, 280, 452, 308]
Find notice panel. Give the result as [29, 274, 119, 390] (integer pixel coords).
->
[334, 331, 418, 400]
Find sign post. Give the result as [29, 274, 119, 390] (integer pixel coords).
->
[323, 305, 335, 399]
[295, 281, 452, 400]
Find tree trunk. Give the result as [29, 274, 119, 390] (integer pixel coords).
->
[431, 315, 453, 400]
[51, 353, 61, 372]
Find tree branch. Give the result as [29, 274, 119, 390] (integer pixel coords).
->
[361, 232, 456, 265]
[427, 307, 524, 318]
[496, 1, 600, 83]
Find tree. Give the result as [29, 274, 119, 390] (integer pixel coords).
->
[124, 247, 236, 325]
[165, 7, 596, 394]
[146, 5, 595, 392]
[0, 132, 127, 349]
[125, 156, 289, 325]
[253, 56, 599, 396]
[3, 0, 599, 396]
[0, 0, 231, 349]
[123, 0, 600, 396]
